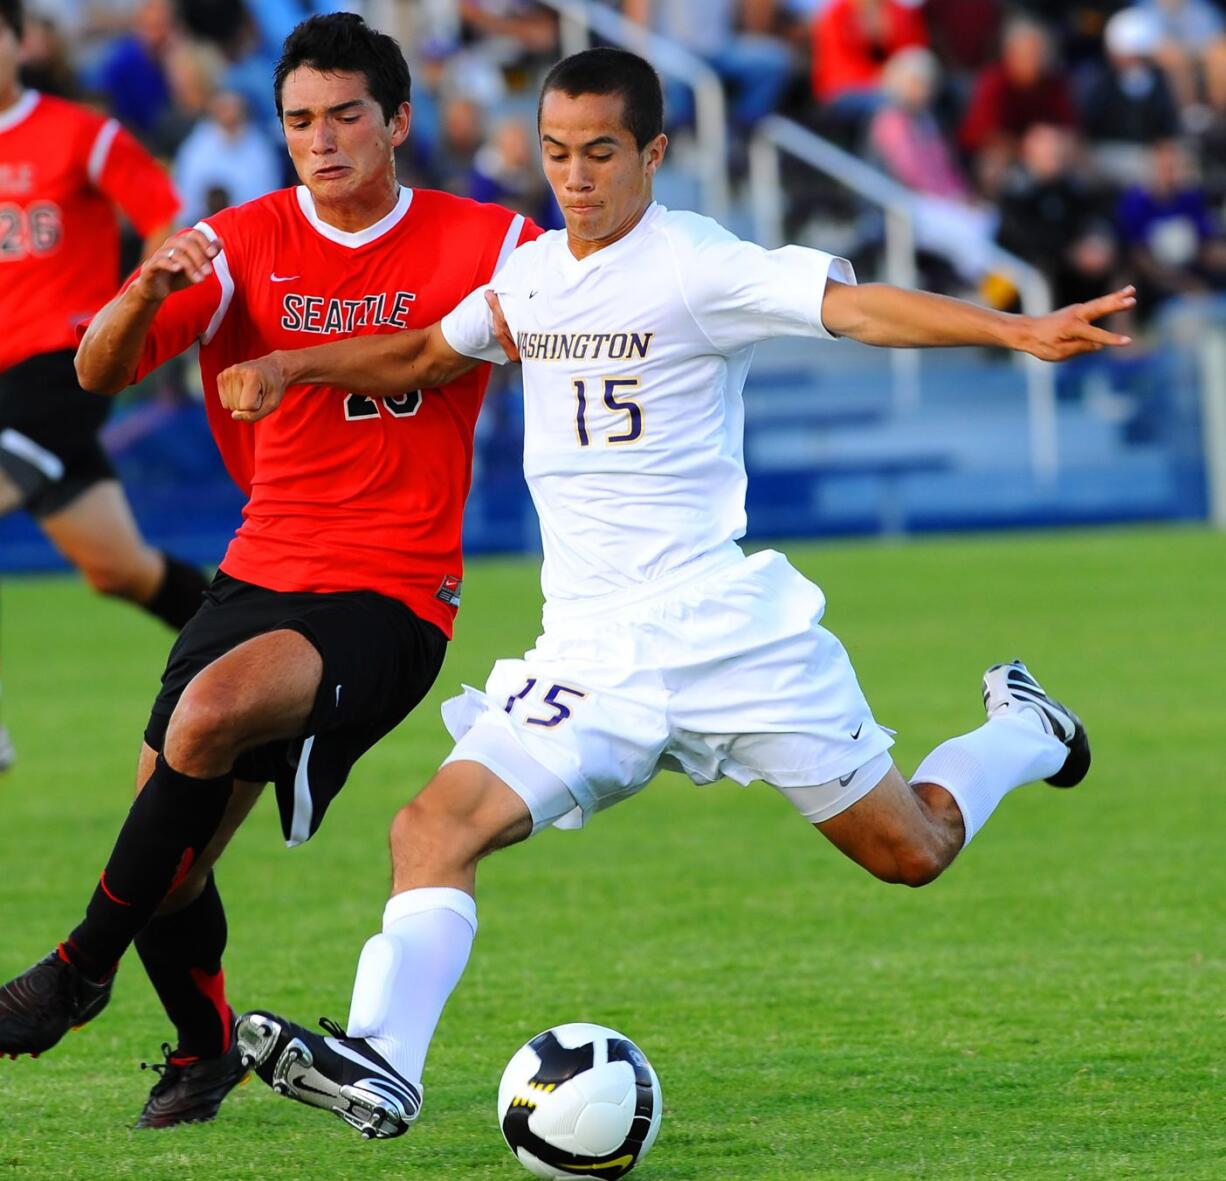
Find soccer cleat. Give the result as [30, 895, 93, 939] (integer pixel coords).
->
[0, 949, 113, 1057]
[236, 1010, 421, 1140]
[982, 660, 1091, 788]
[135, 1037, 249, 1129]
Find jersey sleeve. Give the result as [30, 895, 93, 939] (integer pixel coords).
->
[670, 217, 856, 354]
[439, 281, 507, 365]
[91, 120, 181, 236]
[440, 218, 538, 365]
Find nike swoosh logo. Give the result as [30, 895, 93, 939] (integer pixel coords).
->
[850, 723, 863, 740]
[528, 290, 538, 298]
[270, 273, 300, 282]
[289, 1074, 334, 1098]
[839, 770, 856, 787]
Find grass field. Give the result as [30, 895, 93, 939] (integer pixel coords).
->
[0, 526, 1221, 1180]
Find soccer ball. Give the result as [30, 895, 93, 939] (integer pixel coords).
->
[497, 1023, 663, 1179]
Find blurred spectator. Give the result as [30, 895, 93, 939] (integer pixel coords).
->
[623, 0, 794, 132]
[1116, 138, 1226, 307]
[1082, 7, 1180, 185]
[868, 47, 999, 283]
[174, 89, 282, 224]
[996, 123, 1120, 307]
[467, 115, 560, 227]
[959, 16, 1077, 195]
[413, 93, 486, 193]
[459, 0, 557, 59]
[811, 0, 928, 110]
[16, 11, 77, 95]
[177, 0, 279, 127]
[924, 0, 1002, 77]
[869, 47, 969, 199]
[93, 0, 175, 139]
[1140, 0, 1226, 108]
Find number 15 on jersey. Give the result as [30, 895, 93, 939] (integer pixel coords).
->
[573, 378, 643, 447]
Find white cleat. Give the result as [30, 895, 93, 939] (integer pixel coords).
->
[982, 660, 1090, 787]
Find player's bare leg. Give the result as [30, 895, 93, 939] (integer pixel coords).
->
[238, 762, 532, 1138]
[40, 480, 206, 628]
[815, 661, 1088, 886]
[0, 630, 322, 1059]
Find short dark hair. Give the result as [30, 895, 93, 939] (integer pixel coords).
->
[273, 12, 410, 123]
[0, 0, 23, 40]
[538, 48, 663, 150]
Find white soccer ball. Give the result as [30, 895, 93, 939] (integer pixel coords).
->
[497, 1023, 663, 1180]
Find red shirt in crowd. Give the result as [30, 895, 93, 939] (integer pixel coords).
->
[0, 91, 180, 372]
[112, 185, 539, 637]
[812, 0, 928, 102]
[959, 63, 1078, 153]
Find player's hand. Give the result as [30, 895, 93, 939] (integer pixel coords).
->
[1019, 286, 1135, 361]
[134, 230, 220, 302]
[217, 354, 288, 423]
[486, 291, 520, 362]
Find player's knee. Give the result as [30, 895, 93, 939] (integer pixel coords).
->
[164, 680, 243, 770]
[80, 556, 144, 600]
[882, 843, 946, 888]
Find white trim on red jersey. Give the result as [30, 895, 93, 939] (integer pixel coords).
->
[0, 89, 39, 135]
[194, 220, 235, 345]
[494, 213, 526, 278]
[293, 184, 414, 248]
[86, 118, 121, 185]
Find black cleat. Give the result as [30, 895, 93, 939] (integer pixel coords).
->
[982, 660, 1091, 788]
[236, 1010, 420, 1140]
[0, 949, 112, 1057]
[135, 1037, 249, 1129]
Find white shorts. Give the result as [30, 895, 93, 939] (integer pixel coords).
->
[441, 548, 894, 831]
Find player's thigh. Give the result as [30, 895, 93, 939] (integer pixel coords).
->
[171, 628, 324, 750]
[442, 655, 669, 832]
[0, 468, 22, 515]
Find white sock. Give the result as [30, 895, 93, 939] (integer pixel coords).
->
[345, 886, 478, 1089]
[911, 710, 1067, 848]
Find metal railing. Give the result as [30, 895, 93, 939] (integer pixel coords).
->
[533, 0, 730, 219]
[749, 114, 1060, 485]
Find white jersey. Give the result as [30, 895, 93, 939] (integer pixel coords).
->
[441, 202, 854, 602]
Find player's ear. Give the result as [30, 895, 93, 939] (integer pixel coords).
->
[390, 101, 411, 148]
[643, 133, 667, 179]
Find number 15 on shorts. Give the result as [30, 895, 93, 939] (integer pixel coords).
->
[504, 679, 587, 727]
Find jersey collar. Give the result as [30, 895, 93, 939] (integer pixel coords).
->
[0, 90, 40, 135]
[294, 184, 413, 248]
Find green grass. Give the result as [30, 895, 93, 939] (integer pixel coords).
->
[0, 526, 1221, 1179]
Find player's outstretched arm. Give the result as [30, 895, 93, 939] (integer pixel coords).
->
[216, 324, 478, 423]
[76, 229, 220, 394]
[820, 280, 1136, 360]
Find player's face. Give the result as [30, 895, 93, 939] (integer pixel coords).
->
[0, 20, 20, 105]
[539, 89, 666, 256]
[280, 67, 409, 217]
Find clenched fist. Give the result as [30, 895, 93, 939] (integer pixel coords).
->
[217, 354, 289, 422]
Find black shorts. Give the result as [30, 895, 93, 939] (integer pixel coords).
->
[0, 349, 117, 518]
[145, 571, 448, 846]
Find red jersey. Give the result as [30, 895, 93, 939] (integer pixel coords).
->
[124, 185, 538, 637]
[0, 91, 180, 371]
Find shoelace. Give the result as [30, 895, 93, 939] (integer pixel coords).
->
[318, 1016, 347, 1038]
[140, 1042, 182, 1094]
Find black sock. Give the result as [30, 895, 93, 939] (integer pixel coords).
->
[136, 872, 233, 1059]
[64, 754, 232, 980]
[143, 554, 208, 630]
